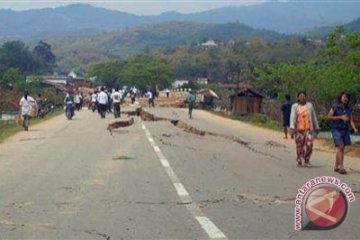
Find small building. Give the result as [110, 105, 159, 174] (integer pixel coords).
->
[172, 79, 189, 88]
[230, 88, 264, 115]
[196, 77, 208, 85]
[68, 78, 92, 89]
[43, 75, 68, 85]
[197, 89, 219, 110]
[219, 83, 252, 91]
[201, 40, 218, 47]
[41, 80, 69, 94]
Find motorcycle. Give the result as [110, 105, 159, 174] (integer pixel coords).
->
[37, 103, 55, 118]
[65, 103, 75, 120]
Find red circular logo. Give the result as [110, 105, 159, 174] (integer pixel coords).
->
[305, 186, 348, 229]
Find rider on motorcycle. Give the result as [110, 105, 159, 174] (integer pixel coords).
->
[64, 90, 75, 119]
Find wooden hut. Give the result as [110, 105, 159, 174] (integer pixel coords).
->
[230, 88, 264, 115]
[197, 89, 219, 110]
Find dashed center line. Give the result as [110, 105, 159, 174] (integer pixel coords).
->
[196, 216, 227, 239]
[174, 183, 190, 196]
[141, 121, 227, 240]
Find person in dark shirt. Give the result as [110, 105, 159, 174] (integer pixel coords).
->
[281, 94, 293, 139]
[328, 91, 358, 174]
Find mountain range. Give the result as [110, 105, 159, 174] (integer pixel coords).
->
[0, 0, 360, 41]
[47, 21, 285, 70]
[305, 17, 360, 39]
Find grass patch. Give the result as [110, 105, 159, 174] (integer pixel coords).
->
[113, 154, 134, 160]
[210, 111, 283, 131]
[0, 109, 63, 143]
[0, 122, 23, 142]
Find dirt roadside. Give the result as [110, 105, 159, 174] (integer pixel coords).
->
[315, 139, 360, 158]
[196, 109, 360, 159]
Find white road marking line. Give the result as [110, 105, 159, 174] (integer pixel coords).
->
[195, 216, 227, 239]
[174, 183, 189, 196]
[155, 150, 166, 160]
[164, 167, 178, 183]
[153, 146, 161, 152]
[160, 158, 170, 167]
[142, 121, 227, 239]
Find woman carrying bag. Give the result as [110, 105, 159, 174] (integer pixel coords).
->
[19, 91, 36, 131]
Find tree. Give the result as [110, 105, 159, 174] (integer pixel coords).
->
[0, 68, 24, 89]
[33, 41, 56, 74]
[120, 55, 172, 90]
[88, 60, 125, 87]
[0, 41, 36, 74]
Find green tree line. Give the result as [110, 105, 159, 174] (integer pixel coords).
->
[254, 27, 360, 108]
[89, 27, 359, 111]
[0, 40, 56, 90]
[88, 54, 172, 90]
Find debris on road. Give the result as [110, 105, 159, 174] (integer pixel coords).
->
[113, 154, 134, 160]
[107, 118, 134, 134]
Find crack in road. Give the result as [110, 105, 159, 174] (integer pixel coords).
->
[235, 194, 295, 205]
[108, 109, 284, 161]
[84, 229, 111, 240]
[0, 219, 111, 240]
[19, 137, 46, 141]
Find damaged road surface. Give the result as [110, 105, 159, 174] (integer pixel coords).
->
[0, 107, 360, 239]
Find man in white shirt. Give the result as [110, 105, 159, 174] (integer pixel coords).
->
[146, 90, 154, 108]
[97, 87, 108, 118]
[111, 87, 122, 118]
[74, 92, 82, 111]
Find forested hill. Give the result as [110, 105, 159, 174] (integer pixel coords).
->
[344, 17, 360, 33]
[305, 17, 360, 39]
[1, 1, 360, 40]
[91, 22, 284, 56]
[48, 21, 285, 70]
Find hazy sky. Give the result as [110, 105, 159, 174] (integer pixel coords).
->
[0, 0, 265, 15]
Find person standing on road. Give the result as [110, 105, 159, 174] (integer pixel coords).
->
[146, 90, 154, 108]
[79, 92, 83, 110]
[281, 94, 293, 139]
[19, 91, 36, 131]
[165, 88, 170, 98]
[111, 87, 122, 118]
[290, 91, 320, 167]
[91, 91, 97, 112]
[106, 89, 112, 113]
[328, 91, 358, 174]
[130, 90, 136, 104]
[97, 87, 108, 118]
[74, 92, 81, 111]
[186, 90, 196, 119]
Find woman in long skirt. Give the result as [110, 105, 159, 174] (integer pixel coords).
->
[290, 91, 320, 167]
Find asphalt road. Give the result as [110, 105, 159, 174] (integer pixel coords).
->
[0, 106, 359, 239]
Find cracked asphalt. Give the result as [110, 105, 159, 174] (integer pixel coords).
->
[0, 107, 359, 239]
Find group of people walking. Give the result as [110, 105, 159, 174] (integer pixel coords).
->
[282, 91, 358, 174]
[18, 87, 358, 175]
[90, 87, 125, 119]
